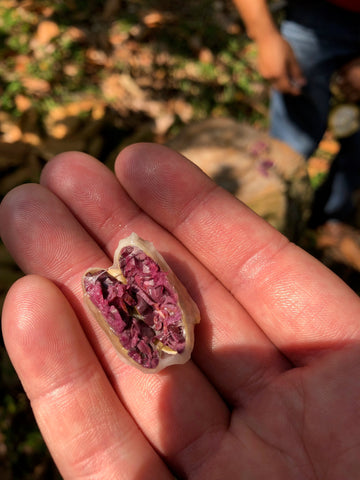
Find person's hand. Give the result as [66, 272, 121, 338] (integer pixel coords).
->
[335, 57, 360, 103]
[256, 31, 306, 95]
[2, 144, 360, 479]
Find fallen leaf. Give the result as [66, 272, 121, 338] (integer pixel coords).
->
[22, 77, 51, 95]
[34, 20, 60, 45]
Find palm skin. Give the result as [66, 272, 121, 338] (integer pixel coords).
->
[1, 144, 360, 479]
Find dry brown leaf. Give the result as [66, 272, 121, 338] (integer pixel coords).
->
[34, 20, 60, 45]
[142, 11, 175, 28]
[22, 77, 50, 94]
[14, 95, 32, 112]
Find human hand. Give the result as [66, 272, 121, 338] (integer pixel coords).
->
[1, 144, 360, 479]
[256, 31, 306, 95]
[335, 57, 360, 103]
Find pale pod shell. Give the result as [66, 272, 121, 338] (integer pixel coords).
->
[82, 232, 200, 373]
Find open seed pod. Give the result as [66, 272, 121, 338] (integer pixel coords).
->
[82, 233, 200, 373]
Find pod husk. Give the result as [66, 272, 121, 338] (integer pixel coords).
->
[82, 232, 200, 373]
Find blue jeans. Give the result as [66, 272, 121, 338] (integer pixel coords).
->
[270, 0, 360, 224]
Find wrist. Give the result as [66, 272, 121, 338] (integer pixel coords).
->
[232, 0, 279, 42]
[249, 22, 280, 44]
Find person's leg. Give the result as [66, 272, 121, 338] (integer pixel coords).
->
[270, 19, 334, 158]
[270, 1, 360, 224]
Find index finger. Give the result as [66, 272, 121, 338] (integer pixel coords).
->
[115, 143, 360, 364]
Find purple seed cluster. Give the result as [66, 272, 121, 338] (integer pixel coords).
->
[84, 246, 185, 368]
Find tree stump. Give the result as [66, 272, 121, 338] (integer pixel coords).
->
[167, 117, 312, 241]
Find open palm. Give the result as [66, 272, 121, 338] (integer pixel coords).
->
[1, 144, 360, 479]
